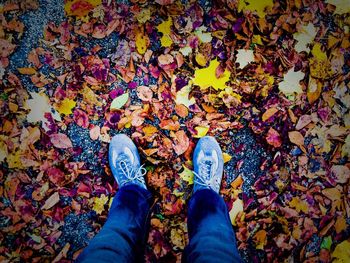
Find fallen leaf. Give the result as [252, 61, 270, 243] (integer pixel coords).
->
[278, 67, 305, 99]
[236, 49, 254, 68]
[41, 192, 60, 210]
[56, 98, 76, 115]
[173, 130, 190, 155]
[89, 125, 100, 140]
[223, 152, 232, 163]
[325, 0, 350, 14]
[135, 31, 149, 55]
[331, 239, 350, 263]
[179, 165, 194, 184]
[137, 86, 153, 102]
[110, 93, 129, 110]
[266, 127, 282, 147]
[192, 58, 231, 91]
[229, 198, 243, 226]
[262, 107, 278, 121]
[293, 23, 317, 53]
[50, 133, 73, 149]
[175, 84, 196, 108]
[288, 131, 304, 146]
[156, 17, 173, 47]
[193, 126, 209, 138]
[17, 67, 37, 75]
[238, 0, 274, 18]
[92, 194, 109, 215]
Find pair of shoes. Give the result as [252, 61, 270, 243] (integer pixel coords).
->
[109, 134, 223, 193]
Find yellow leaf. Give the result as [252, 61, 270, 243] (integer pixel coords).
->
[179, 165, 194, 184]
[135, 31, 149, 55]
[175, 83, 196, 108]
[17, 67, 37, 75]
[307, 77, 322, 104]
[6, 151, 23, 169]
[142, 125, 158, 136]
[331, 239, 350, 263]
[222, 152, 232, 163]
[254, 230, 267, 250]
[325, 0, 350, 14]
[192, 58, 230, 91]
[65, 0, 102, 18]
[56, 98, 76, 115]
[193, 126, 209, 138]
[238, 0, 274, 18]
[195, 53, 207, 67]
[92, 194, 109, 215]
[309, 43, 333, 79]
[289, 197, 308, 213]
[229, 198, 243, 226]
[156, 17, 173, 47]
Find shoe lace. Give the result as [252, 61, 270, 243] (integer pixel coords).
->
[118, 155, 147, 185]
[194, 160, 220, 190]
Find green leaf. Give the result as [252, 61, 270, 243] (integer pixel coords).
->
[179, 165, 194, 184]
[110, 93, 129, 110]
[321, 236, 332, 250]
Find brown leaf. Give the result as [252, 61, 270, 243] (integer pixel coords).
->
[262, 107, 278, 121]
[288, 131, 304, 146]
[50, 133, 73, 149]
[41, 192, 60, 210]
[296, 115, 312, 130]
[137, 86, 153, 102]
[173, 130, 189, 155]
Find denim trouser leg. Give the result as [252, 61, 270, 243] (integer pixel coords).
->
[183, 189, 242, 263]
[77, 185, 153, 263]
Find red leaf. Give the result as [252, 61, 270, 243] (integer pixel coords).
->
[50, 133, 73, 149]
[266, 128, 282, 148]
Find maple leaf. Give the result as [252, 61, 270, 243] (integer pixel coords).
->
[236, 49, 254, 68]
[238, 0, 274, 18]
[293, 23, 317, 53]
[192, 59, 230, 91]
[278, 67, 304, 100]
[92, 194, 109, 215]
[156, 17, 173, 47]
[25, 92, 61, 131]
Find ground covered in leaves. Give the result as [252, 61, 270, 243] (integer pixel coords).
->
[1, 0, 350, 262]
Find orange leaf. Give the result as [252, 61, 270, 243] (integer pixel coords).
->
[17, 67, 36, 75]
[288, 131, 304, 146]
[262, 107, 278, 121]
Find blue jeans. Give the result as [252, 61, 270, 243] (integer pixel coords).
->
[77, 185, 241, 262]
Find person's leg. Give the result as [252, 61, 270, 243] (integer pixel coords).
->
[77, 184, 152, 263]
[183, 189, 241, 262]
[183, 136, 241, 263]
[77, 134, 152, 263]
